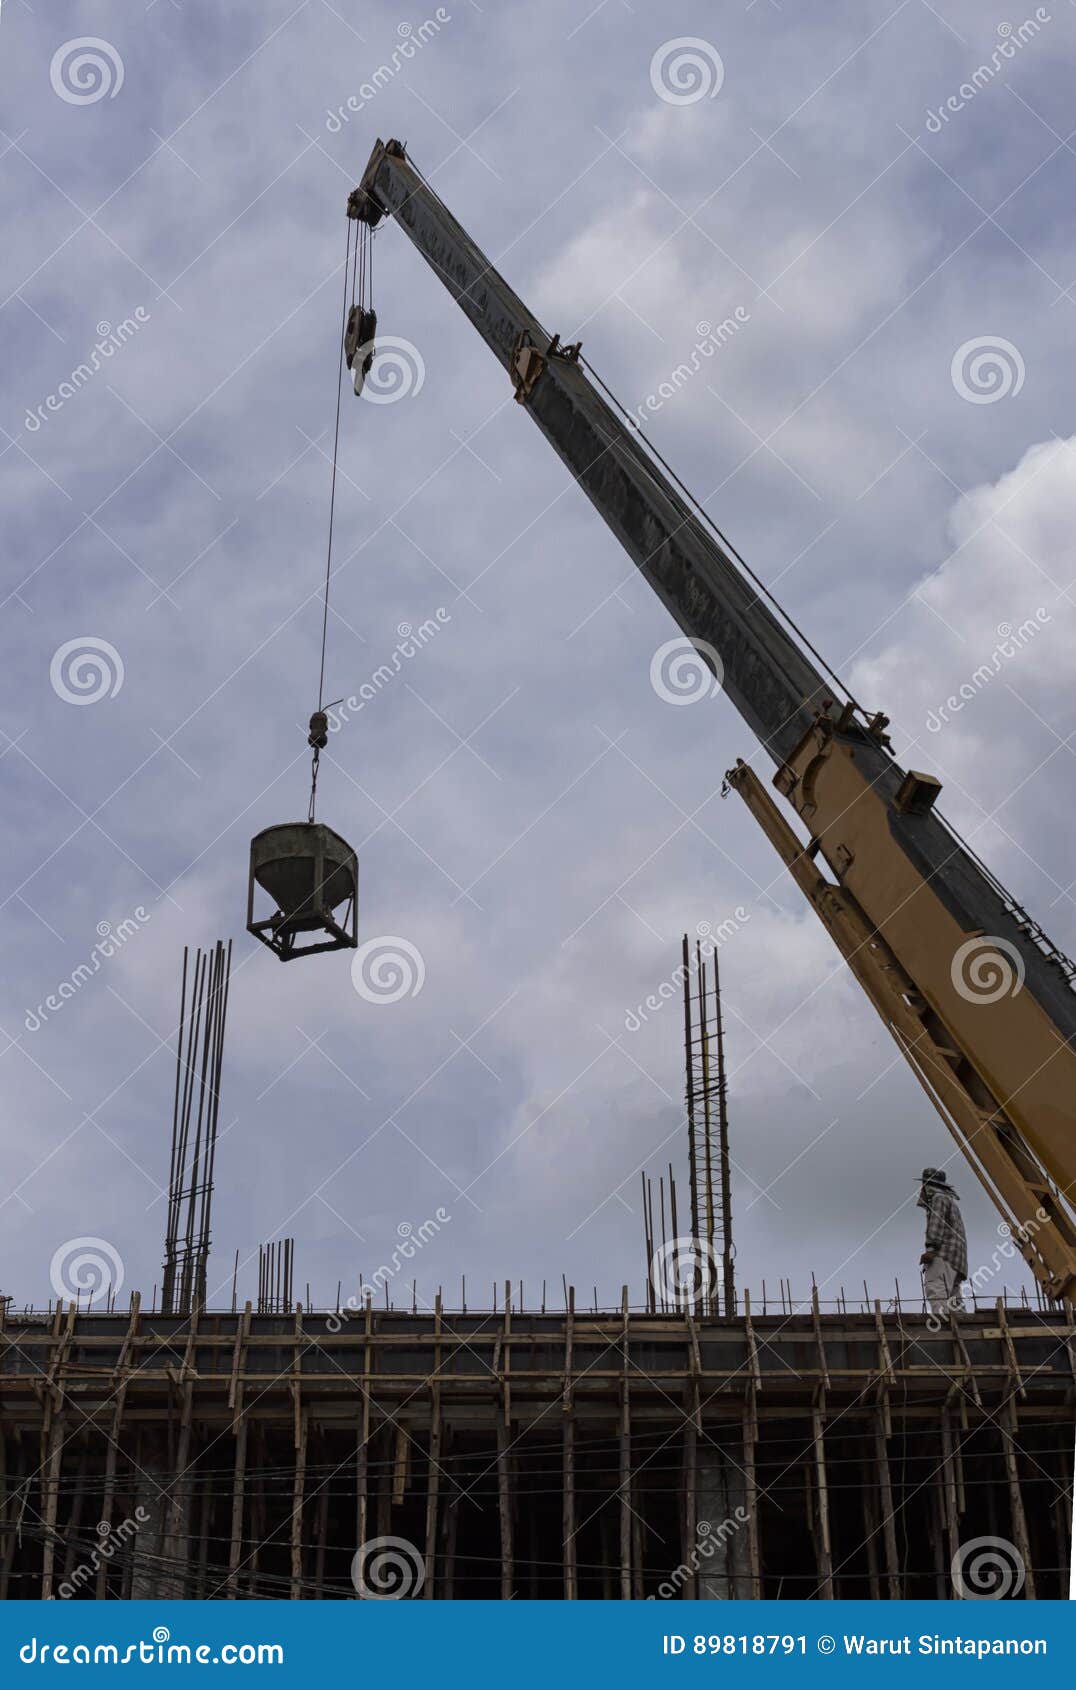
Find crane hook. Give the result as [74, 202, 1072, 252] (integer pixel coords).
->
[307, 710, 330, 823]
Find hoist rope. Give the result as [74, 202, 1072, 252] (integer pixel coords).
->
[309, 216, 358, 823]
[316, 218, 354, 714]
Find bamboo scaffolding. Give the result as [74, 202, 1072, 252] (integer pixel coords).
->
[0, 1301, 1068, 1601]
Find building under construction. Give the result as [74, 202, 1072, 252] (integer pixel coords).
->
[0, 1294, 1070, 1600]
[8, 109, 1076, 1604]
[0, 938, 1071, 1602]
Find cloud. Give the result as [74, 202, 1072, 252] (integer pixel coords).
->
[851, 434, 1076, 837]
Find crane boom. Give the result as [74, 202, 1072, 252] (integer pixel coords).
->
[352, 138, 1076, 1298]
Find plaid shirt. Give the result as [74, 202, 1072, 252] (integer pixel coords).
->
[921, 1185, 967, 1280]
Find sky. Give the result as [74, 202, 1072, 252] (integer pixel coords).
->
[3, 0, 1076, 1317]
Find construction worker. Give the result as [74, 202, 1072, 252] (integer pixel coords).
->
[918, 1167, 968, 1315]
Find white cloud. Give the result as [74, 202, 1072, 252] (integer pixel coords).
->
[852, 435, 1076, 843]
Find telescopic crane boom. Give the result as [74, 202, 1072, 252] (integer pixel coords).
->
[351, 138, 1076, 1300]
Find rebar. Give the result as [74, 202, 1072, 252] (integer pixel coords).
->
[160, 941, 232, 1317]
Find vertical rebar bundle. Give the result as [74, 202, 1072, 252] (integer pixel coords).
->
[161, 941, 232, 1317]
[641, 1167, 686, 1312]
[257, 1240, 295, 1314]
[711, 941, 736, 1318]
[680, 933, 735, 1315]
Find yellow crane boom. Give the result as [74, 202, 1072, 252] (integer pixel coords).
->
[352, 138, 1076, 1299]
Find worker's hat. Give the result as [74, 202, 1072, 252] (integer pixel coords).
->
[919, 1167, 951, 1187]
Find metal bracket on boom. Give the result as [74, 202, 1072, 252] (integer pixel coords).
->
[510, 330, 582, 404]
